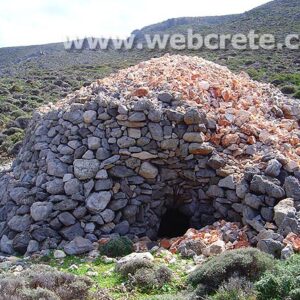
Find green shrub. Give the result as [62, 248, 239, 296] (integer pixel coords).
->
[208, 277, 257, 300]
[100, 236, 134, 258]
[255, 255, 300, 300]
[281, 85, 296, 94]
[289, 288, 300, 300]
[294, 90, 300, 99]
[115, 258, 154, 277]
[188, 248, 273, 294]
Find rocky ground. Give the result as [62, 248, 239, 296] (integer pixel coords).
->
[0, 237, 299, 299]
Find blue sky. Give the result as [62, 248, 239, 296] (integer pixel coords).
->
[0, 0, 271, 47]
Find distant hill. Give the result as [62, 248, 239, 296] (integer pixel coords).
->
[0, 0, 299, 159]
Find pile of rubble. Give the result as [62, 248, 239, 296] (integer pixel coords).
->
[0, 54, 299, 257]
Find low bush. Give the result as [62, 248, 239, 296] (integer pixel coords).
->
[281, 85, 296, 94]
[208, 277, 257, 300]
[0, 265, 94, 300]
[294, 90, 300, 99]
[289, 288, 300, 300]
[115, 258, 154, 277]
[144, 293, 192, 300]
[132, 265, 173, 291]
[100, 236, 134, 258]
[255, 255, 300, 300]
[188, 248, 273, 294]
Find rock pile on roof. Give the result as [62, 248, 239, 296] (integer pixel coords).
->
[0, 54, 299, 257]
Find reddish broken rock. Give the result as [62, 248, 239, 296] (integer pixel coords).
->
[132, 87, 149, 97]
[221, 133, 240, 147]
[283, 233, 300, 252]
[158, 221, 250, 256]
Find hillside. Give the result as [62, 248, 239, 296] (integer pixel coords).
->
[0, 0, 299, 160]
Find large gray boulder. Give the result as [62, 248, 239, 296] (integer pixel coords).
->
[64, 237, 93, 255]
[274, 198, 296, 227]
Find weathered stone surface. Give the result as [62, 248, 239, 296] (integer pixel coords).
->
[158, 92, 173, 103]
[74, 159, 100, 180]
[184, 108, 206, 125]
[281, 244, 294, 260]
[88, 137, 101, 150]
[60, 223, 84, 241]
[64, 178, 82, 195]
[244, 193, 263, 210]
[95, 179, 113, 191]
[218, 175, 236, 190]
[250, 175, 285, 199]
[83, 110, 97, 124]
[128, 128, 141, 139]
[207, 185, 224, 198]
[58, 212, 76, 226]
[139, 162, 158, 179]
[46, 179, 64, 195]
[189, 143, 214, 155]
[0, 235, 14, 254]
[86, 192, 112, 213]
[96, 148, 111, 160]
[9, 187, 29, 204]
[8, 215, 31, 232]
[265, 159, 282, 177]
[31, 202, 53, 221]
[54, 249, 66, 259]
[64, 237, 93, 255]
[207, 155, 226, 169]
[131, 152, 157, 160]
[274, 198, 296, 227]
[100, 209, 115, 223]
[161, 139, 179, 150]
[26, 240, 39, 255]
[63, 110, 83, 124]
[148, 123, 163, 141]
[47, 160, 68, 177]
[116, 252, 154, 269]
[13, 232, 31, 254]
[257, 239, 284, 257]
[183, 132, 204, 143]
[202, 240, 225, 256]
[109, 199, 128, 211]
[117, 136, 136, 148]
[114, 220, 130, 235]
[284, 176, 300, 201]
[109, 166, 135, 178]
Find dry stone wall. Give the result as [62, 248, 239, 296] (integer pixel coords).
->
[0, 87, 299, 256]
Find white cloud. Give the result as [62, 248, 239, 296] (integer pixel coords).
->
[0, 0, 271, 47]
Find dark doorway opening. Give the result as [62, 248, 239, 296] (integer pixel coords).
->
[158, 208, 190, 238]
